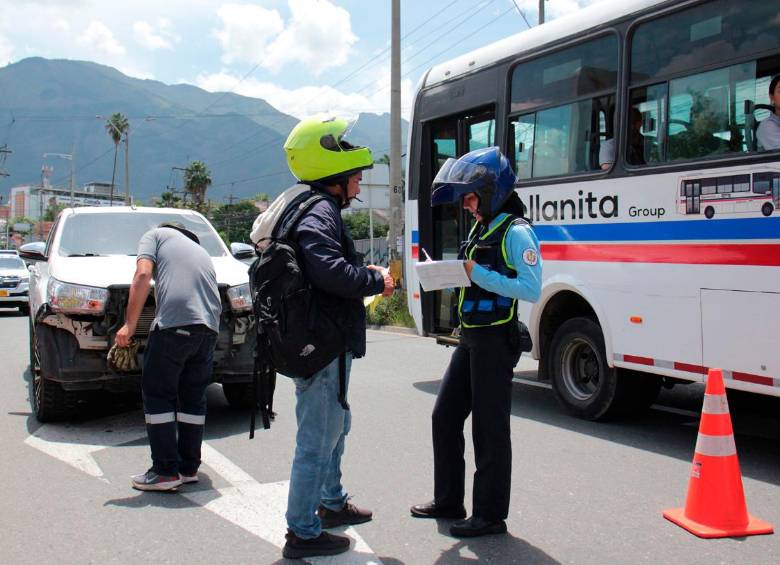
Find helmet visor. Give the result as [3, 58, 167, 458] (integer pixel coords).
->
[430, 158, 491, 206]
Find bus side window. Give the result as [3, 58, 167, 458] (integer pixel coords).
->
[510, 114, 535, 179]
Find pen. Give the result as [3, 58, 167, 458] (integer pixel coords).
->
[420, 247, 433, 262]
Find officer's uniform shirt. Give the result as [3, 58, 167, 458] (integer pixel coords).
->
[468, 212, 542, 303]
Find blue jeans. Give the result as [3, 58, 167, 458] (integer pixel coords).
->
[286, 354, 352, 539]
[141, 325, 217, 476]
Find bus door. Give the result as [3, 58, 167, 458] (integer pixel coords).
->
[683, 179, 701, 214]
[424, 108, 495, 334]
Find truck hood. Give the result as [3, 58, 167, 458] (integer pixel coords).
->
[0, 268, 28, 277]
[52, 255, 250, 289]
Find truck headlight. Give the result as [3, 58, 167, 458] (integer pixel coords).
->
[227, 283, 252, 312]
[48, 278, 108, 314]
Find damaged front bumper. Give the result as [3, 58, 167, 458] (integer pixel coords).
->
[35, 285, 255, 392]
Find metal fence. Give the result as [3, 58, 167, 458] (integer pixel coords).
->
[353, 237, 388, 266]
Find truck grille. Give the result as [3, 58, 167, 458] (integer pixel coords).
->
[0, 277, 20, 289]
[133, 307, 156, 337]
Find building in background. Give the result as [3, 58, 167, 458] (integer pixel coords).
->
[9, 167, 124, 220]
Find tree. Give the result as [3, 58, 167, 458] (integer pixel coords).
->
[375, 154, 390, 165]
[342, 210, 389, 240]
[254, 192, 272, 202]
[210, 201, 259, 243]
[105, 113, 129, 203]
[157, 191, 184, 208]
[43, 201, 67, 221]
[183, 160, 212, 209]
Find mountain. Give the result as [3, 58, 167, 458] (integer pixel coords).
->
[0, 57, 408, 203]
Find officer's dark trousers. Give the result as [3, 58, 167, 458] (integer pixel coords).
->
[142, 325, 217, 476]
[432, 323, 519, 521]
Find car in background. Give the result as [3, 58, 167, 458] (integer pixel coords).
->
[20, 206, 255, 422]
[0, 252, 29, 315]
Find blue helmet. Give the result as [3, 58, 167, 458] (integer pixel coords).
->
[430, 146, 516, 222]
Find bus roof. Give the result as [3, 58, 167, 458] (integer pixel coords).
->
[424, 0, 668, 88]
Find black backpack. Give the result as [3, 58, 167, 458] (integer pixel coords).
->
[247, 191, 348, 435]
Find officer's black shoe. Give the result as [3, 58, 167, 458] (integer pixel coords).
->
[449, 516, 507, 538]
[282, 529, 351, 559]
[318, 502, 373, 528]
[410, 500, 467, 519]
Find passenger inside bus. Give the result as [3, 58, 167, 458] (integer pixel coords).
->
[757, 75, 780, 150]
[599, 107, 646, 169]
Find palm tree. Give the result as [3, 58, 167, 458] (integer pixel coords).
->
[105, 113, 129, 205]
[183, 160, 212, 208]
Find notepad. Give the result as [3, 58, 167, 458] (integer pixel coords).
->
[415, 260, 471, 292]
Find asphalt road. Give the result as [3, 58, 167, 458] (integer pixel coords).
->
[1, 308, 779, 564]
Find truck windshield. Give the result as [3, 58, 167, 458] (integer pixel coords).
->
[57, 212, 227, 257]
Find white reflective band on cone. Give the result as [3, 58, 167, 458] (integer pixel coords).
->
[177, 412, 206, 425]
[702, 393, 730, 414]
[695, 433, 737, 457]
[145, 412, 176, 424]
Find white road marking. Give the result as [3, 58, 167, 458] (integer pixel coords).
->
[25, 417, 383, 563]
[24, 412, 147, 482]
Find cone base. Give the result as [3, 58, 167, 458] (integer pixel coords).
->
[663, 508, 774, 538]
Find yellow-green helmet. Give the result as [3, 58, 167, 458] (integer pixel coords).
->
[284, 115, 373, 183]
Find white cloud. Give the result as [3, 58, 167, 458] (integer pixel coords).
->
[195, 69, 413, 121]
[213, 3, 284, 65]
[263, 0, 357, 75]
[213, 0, 358, 75]
[133, 20, 174, 50]
[0, 34, 13, 66]
[53, 20, 71, 33]
[78, 21, 125, 56]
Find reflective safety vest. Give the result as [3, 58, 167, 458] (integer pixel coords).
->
[458, 214, 527, 328]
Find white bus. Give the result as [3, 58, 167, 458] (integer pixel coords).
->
[404, 0, 780, 419]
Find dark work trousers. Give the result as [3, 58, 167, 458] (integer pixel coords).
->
[141, 324, 217, 476]
[432, 323, 521, 521]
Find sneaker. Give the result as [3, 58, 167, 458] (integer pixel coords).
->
[282, 529, 350, 559]
[131, 469, 182, 492]
[318, 501, 373, 529]
[179, 472, 199, 484]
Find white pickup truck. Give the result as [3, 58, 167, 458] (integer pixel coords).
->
[20, 206, 257, 422]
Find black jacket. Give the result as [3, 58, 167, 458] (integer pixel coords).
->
[292, 191, 385, 358]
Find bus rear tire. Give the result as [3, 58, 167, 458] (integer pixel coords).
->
[704, 206, 714, 219]
[548, 317, 621, 421]
[761, 203, 773, 216]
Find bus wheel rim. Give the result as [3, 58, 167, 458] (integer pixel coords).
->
[561, 338, 600, 401]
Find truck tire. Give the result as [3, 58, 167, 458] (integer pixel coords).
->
[222, 382, 254, 409]
[30, 323, 76, 422]
[548, 317, 622, 420]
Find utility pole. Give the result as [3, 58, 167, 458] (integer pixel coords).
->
[389, 0, 403, 277]
[124, 125, 130, 205]
[0, 145, 11, 178]
[539, 0, 545, 24]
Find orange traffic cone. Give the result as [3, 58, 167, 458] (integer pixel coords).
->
[663, 368, 773, 538]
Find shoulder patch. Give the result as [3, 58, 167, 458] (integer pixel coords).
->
[522, 248, 538, 266]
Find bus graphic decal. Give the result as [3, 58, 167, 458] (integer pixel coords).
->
[678, 171, 780, 219]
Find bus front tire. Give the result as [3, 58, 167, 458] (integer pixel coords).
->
[761, 203, 773, 217]
[704, 206, 714, 219]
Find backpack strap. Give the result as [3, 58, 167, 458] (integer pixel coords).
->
[338, 352, 349, 411]
[276, 192, 329, 240]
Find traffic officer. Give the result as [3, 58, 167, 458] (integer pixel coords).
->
[411, 146, 542, 537]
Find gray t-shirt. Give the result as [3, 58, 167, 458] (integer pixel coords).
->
[137, 227, 221, 333]
[757, 113, 780, 151]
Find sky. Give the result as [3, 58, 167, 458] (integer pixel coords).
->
[0, 0, 600, 120]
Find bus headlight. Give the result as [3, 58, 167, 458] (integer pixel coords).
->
[227, 283, 252, 312]
[48, 278, 108, 314]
